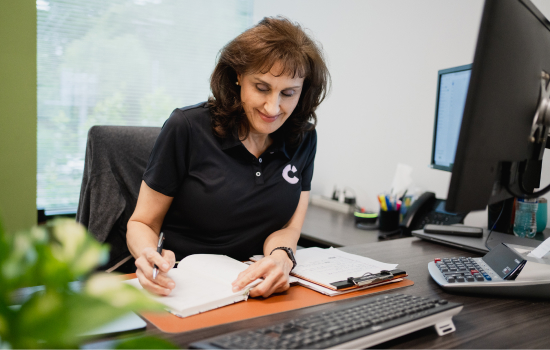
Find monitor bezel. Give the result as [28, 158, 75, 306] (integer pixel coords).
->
[430, 63, 472, 172]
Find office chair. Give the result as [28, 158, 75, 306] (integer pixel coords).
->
[76, 125, 161, 273]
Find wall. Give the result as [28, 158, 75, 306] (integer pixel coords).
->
[253, 0, 550, 226]
[0, 0, 37, 232]
[1, 1, 550, 232]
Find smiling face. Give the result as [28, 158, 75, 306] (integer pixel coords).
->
[238, 62, 305, 137]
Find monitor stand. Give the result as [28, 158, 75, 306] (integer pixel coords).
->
[487, 198, 515, 234]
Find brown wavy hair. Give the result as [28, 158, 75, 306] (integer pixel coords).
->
[208, 16, 330, 146]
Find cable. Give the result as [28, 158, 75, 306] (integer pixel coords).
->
[518, 168, 550, 197]
[505, 163, 550, 199]
[506, 180, 550, 198]
[484, 201, 507, 251]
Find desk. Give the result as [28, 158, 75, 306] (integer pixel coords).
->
[120, 237, 550, 348]
[301, 203, 550, 248]
[300, 204, 388, 247]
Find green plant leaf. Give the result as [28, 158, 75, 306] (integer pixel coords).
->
[0, 217, 169, 348]
[85, 273, 165, 311]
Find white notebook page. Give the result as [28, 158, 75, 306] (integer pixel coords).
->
[125, 254, 261, 317]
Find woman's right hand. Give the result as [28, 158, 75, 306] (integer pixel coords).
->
[135, 246, 176, 296]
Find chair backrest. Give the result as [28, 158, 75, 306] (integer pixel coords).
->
[76, 125, 161, 271]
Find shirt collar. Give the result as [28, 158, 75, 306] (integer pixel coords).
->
[219, 128, 291, 159]
[268, 129, 290, 159]
[219, 131, 242, 150]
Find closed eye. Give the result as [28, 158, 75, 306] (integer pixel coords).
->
[282, 90, 295, 97]
[255, 84, 297, 97]
[256, 84, 269, 92]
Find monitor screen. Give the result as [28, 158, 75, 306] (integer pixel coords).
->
[431, 65, 472, 172]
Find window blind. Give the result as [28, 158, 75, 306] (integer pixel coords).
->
[37, 0, 253, 214]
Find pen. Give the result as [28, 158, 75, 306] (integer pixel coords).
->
[153, 231, 165, 280]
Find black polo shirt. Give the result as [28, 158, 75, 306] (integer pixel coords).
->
[142, 102, 317, 261]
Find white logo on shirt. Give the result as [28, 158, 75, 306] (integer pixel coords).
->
[282, 164, 299, 184]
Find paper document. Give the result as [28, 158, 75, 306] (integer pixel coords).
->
[506, 244, 550, 281]
[291, 247, 398, 288]
[528, 237, 550, 259]
[390, 163, 413, 198]
[125, 254, 261, 318]
[251, 247, 398, 291]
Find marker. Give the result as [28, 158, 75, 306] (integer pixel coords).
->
[379, 195, 388, 211]
[385, 195, 393, 211]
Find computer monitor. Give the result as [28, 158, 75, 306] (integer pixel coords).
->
[445, 0, 550, 213]
[431, 64, 472, 172]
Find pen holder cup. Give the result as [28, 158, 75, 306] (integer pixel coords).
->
[379, 210, 400, 232]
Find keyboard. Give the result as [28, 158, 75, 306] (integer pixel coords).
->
[190, 293, 463, 349]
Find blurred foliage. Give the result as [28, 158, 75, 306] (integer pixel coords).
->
[0, 218, 169, 348]
[114, 336, 178, 349]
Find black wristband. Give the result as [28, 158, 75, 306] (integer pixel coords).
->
[270, 247, 297, 271]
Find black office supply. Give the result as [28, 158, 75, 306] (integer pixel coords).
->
[330, 269, 407, 289]
[190, 293, 463, 349]
[152, 231, 165, 280]
[400, 192, 467, 234]
[423, 224, 483, 238]
[378, 210, 400, 232]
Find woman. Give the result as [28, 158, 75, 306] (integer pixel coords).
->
[127, 16, 330, 298]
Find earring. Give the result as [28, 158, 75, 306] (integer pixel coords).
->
[236, 81, 239, 86]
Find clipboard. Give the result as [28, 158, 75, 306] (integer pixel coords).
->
[330, 269, 408, 290]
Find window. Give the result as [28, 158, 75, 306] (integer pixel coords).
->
[37, 0, 253, 214]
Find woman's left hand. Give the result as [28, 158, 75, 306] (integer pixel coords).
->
[231, 250, 293, 298]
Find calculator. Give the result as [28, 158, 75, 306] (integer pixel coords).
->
[429, 256, 501, 284]
[428, 243, 550, 299]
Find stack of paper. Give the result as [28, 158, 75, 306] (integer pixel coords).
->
[251, 247, 400, 296]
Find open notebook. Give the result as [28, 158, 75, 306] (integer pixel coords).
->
[125, 255, 261, 318]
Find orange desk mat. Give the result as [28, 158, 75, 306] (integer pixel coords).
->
[138, 278, 414, 333]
